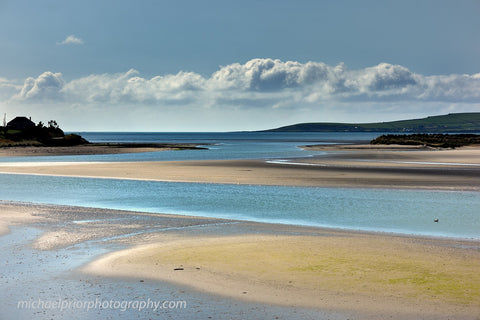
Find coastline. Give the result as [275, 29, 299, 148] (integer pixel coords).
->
[1, 143, 480, 318]
[0, 143, 206, 157]
[1, 201, 479, 319]
[0, 144, 479, 190]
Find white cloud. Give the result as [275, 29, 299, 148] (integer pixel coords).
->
[210, 59, 332, 91]
[15, 71, 64, 100]
[57, 35, 84, 45]
[63, 69, 206, 104]
[418, 73, 480, 102]
[0, 77, 22, 99]
[357, 63, 417, 91]
[6, 59, 480, 114]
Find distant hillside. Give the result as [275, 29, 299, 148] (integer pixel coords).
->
[261, 113, 480, 133]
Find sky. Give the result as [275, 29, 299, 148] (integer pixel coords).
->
[1, 0, 480, 131]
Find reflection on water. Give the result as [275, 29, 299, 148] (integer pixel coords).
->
[0, 132, 478, 239]
[1, 173, 479, 239]
[0, 131, 380, 163]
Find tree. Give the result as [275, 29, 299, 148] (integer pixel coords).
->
[48, 120, 59, 129]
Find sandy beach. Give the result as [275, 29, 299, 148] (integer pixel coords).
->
[1, 144, 480, 319]
[1, 201, 479, 319]
[4, 0, 480, 317]
[0, 144, 479, 190]
[0, 203, 44, 236]
[0, 143, 205, 157]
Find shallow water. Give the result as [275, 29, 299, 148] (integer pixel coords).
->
[0, 131, 478, 239]
[1, 132, 479, 319]
[1, 174, 478, 239]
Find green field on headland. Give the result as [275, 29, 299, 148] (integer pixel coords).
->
[261, 113, 480, 133]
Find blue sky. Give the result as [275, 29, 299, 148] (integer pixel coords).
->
[1, 0, 479, 131]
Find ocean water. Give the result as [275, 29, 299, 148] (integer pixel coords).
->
[0, 132, 479, 239]
[0, 132, 381, 163]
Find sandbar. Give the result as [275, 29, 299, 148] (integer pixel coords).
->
[1, 202, 479, 319]
[0, 143, 204, 157]
[0, 145, 479, 190]
[1, 144, 480, 318]
[83, 233, 480, 319]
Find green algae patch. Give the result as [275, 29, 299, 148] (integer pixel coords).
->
[113, 234, 480, 307]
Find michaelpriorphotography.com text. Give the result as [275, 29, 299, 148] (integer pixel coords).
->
[17, 297, 187, 312]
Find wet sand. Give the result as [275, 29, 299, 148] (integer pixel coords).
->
[84, 234, 480, 319]
[301, 144, 480, 166]
[0, 145, 479, 190]
[0, 203, 44, 236]
[1, 144, 480, 319]
[1, 202, 337, 320]
[1, 202, 479, 319]
[0, 143, 205, 157]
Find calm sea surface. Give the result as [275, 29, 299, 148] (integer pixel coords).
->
[0, 132, 380, 162]
[0, 132, 478, 239]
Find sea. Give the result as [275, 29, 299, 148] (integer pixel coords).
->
[0, 132, 479, 239]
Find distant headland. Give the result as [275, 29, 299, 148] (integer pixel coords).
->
[0, 116, 206, 156]
[259, 113, 480, 133]
[0, 116, 88, 147]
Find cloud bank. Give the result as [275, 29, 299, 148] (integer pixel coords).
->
[11, 58, 480, 106]
[3, 58, 479, 130]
